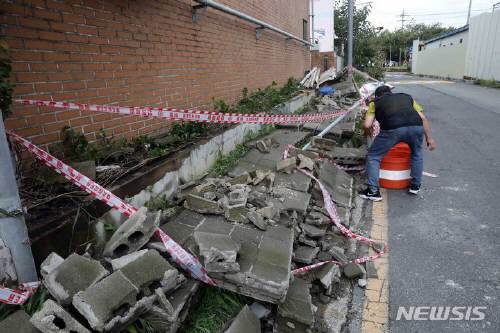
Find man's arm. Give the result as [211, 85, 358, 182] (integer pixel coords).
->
[363, 102, 376, 136]
[417, 111, 436, 150]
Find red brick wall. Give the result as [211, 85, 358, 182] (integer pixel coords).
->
[311, 50, 336, 72]
[1, 0, 310, 150]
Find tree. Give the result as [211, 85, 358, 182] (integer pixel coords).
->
[375, 23, 455, 64]
[334, 0, 377, 68]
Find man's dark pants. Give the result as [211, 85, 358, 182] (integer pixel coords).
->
[367, 125, 424, 191]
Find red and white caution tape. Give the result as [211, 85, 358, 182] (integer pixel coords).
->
[16, 99, 350, 125]
[2, 132, 215, 305]
[0, 282, 40, 305]
[284, 146, 387, 275]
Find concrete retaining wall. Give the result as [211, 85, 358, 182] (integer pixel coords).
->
[103, 92, 313, 224]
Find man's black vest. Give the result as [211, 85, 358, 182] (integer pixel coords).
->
[374, 93, 423, 130]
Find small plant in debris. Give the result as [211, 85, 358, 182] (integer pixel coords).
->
[181, 287, 249, 333]
[171, 122, 209, 141]
[60, 126, 97, 161]
[213, 78, 301, 115]
[211, 144, 249, 177]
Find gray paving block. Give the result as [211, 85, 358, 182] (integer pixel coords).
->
[294, 246, 319, 264]
[31, 299, 90, 333]
[274, 171, 312, 193]
[272, 186, 311, 213]
[224, 305, 261, 333]
[278, 278, 315, 325]
[194, 231, 241, 273]
[44, 253, 109, 305]
[103, 207, 160, 258]
[0, 310, 40, 333]
[119, 249, 179, 292]
[73, 271, 138, 331]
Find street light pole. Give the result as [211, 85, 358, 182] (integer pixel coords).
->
[0, 113, 37, 284]
[347, 0, 354, 77]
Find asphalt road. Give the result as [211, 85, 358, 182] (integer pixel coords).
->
[384, 74, 500, 332]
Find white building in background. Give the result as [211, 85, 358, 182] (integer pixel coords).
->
[411, 9, 500, 81]
[464, 10, 500, 81]
[411, 26, 468, 80]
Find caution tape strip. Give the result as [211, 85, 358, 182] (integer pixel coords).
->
[284, 146, 387, 275]
[1, 133, 215, 305]
[15, 99, 351, 124]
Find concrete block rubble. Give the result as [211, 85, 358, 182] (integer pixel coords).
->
[0, 95, 372, 333]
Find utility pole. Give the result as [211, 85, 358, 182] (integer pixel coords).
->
[466, 0, 472, 24]
[347, 0, 354, 77]
[0, 113, 37, 284]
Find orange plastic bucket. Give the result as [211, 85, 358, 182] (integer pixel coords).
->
[379, 142, 411, 189]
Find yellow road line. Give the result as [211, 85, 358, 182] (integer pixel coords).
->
[362, 188, 389, 333]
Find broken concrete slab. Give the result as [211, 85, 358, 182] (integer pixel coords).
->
[300, 224, 327, 239]
[119, 249, 180, 293]
[73, 271, 139, 331]
[247, 211, 267, 230]
[40, 252, 64, 279]
[328, 147, 367, 165]
[224, 204, 250, 223]
[297, 154, 315, 171]
[316, 263, 341, 289]
[278, 277, 315, 326]
[194, 231, 240, 273]
[317, 163, 353, 208]
[272, 186, 311, 214]
[224, 305, 261, 333]
[311, 137, 336, 151]
[305, 211, 330, 226]
[228, 188, 248, 206]
[142, 280, 200, 332]
[0, 238, 17, 285]
[293, 246, 319, 264]
[274, 171, 312, 193]
[249, 302, 271, 319]
[343, 262, 365, 279]
[276, 157, 297, 173]
[44, 253, 109, 305]
[256, 140, 270, 153]
[0, 310, 40, 333]
[110, 249, 148, 271]
[31, 299, 90, 333]
[256, 203, 279, 220]
[103, 207, 160, 258]
[229, 172, 252, 185]
[183, 194, 223, 215]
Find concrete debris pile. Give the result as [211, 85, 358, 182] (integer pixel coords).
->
[300, 67, 320, 89]
[0, 128, 370, 333]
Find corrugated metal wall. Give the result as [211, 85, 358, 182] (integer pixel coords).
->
[465, 11, 500, 81]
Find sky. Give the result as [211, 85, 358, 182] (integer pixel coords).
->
[313, 0, 497, 51]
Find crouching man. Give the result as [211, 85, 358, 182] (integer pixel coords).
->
[360, 85, 436, 201]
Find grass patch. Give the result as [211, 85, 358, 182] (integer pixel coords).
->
[210, 125, 275, 177]
[180, 287, 249, 333]
[473, 79, 500, 89]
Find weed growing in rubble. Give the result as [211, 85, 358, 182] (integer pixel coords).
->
[213, 77, 301, 114]
[211, 144, 249, 176]
[171, 122, 209, 141]
[181, 287, 249, 333]
[210, 125, 275, 176]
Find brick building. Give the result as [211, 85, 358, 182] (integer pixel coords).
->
[1, 0, 310, 149]
[311, 50, 336, 72]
